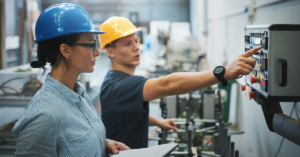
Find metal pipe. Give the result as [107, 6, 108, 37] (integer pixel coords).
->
[235, 150, 239, 157]
[218, 121, 224, 155]
[273, 113, 300, 146]
[156, 125, 215, 133]
[171, 118, 215, 123]
[228, 131, 245, 135]
[214, 123, 219, 154]
[230, 142, 235, 157]
[221, 128, 228, 157]
[226, 135, 231, 157]
[187, 129, 193, 157]
[162, 128, 166, 144]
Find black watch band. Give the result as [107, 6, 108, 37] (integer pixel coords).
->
[213, 66, 228, 87]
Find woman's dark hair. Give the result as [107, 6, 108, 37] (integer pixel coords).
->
[30, 33, 82, 74]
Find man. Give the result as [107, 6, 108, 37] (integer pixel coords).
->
[99, 17, 260, 149]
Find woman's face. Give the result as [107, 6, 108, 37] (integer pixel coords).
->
[69, 33, 100, 73]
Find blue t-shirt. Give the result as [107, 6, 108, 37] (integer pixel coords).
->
[100, 70, 149, 149]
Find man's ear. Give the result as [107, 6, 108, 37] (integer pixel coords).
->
[106, 47, 115, 58]
[60, 44, 71, 59]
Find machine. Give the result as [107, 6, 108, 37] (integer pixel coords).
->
[152, 87, 242, 157]
[242, 24, 300, 146]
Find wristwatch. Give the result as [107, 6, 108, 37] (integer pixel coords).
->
[213, 66, 227, 87]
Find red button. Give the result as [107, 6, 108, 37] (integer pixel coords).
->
[250, 76, 256, 84]
[241, 85, 246, 91]
[250, 75, 260, 84]
[249, 91, 255, 99]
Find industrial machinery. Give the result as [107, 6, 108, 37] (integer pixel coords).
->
[242, 24, 300, 146]
[151, 87, 242, 157]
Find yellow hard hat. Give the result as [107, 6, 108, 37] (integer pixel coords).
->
[99, 16, 141, 50]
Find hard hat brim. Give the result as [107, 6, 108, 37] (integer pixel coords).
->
[34, 29, 105, 44]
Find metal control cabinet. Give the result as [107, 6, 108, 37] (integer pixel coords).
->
[245, 24, 300, 102]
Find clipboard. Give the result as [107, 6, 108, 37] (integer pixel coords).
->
[111, 143, 179, 157]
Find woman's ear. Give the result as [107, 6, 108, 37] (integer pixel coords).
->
[60, 44, 71, 59]
[106, 47, 115, 58]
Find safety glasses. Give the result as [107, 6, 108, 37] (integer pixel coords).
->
[75, 43, 97, 50]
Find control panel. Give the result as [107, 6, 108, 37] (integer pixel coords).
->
[243, 24, 300, 102]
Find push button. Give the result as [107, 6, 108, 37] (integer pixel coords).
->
[241, 85, 246, 91]
[250, 75, 260, 84]
[249, 91, 255, 99]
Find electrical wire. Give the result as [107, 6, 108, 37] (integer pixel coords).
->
[0, 77, 42, 96]
[0, 77, 25, 94]
[274, 102, 296, 157]
[0, 86, 23, 97]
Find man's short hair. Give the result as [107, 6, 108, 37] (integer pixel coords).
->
[105, 39, 119, 49]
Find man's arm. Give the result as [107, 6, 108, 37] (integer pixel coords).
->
[149, 116, 178, 131]
[143, 46, 260, 101]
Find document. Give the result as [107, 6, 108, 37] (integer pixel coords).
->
[111, 143, 178, 157]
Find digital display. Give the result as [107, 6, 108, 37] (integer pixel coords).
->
[215, 67, 223, 73]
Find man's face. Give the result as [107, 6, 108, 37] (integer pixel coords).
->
[109, 34, 140, 67]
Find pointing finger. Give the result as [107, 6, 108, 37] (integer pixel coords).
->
[241, 46, 261, 58]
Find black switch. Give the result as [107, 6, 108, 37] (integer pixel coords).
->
[262, 37, 268, 49]
[245, 35, 250, 43]
[264, 31, 268, 36]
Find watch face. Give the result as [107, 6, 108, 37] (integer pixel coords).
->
[215, 67, 223, 74]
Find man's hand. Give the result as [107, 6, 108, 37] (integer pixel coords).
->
[224, 46, 261, 81]
[106, 139, 130, 156]
[158, 119, 178, 132]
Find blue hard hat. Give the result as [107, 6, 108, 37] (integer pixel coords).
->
[34, 3, 105, 43]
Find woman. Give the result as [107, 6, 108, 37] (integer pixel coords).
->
[12, 3, 129, 156]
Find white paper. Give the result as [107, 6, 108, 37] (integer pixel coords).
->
[111, 143, 178, 157]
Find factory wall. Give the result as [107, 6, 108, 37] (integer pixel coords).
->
[191, 0, 300, 156]
[41, 0, 190, 24]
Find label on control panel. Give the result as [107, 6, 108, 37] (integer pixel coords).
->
[255, 38, 261, 45]
[262, 37, 268, 49]
[261, 78, 268, 92]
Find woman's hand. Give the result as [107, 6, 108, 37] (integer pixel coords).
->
[106, 139, 130, 156]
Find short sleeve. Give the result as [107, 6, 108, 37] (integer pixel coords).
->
[112, 75, 148, 112]
[12, 111, 57, 156]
